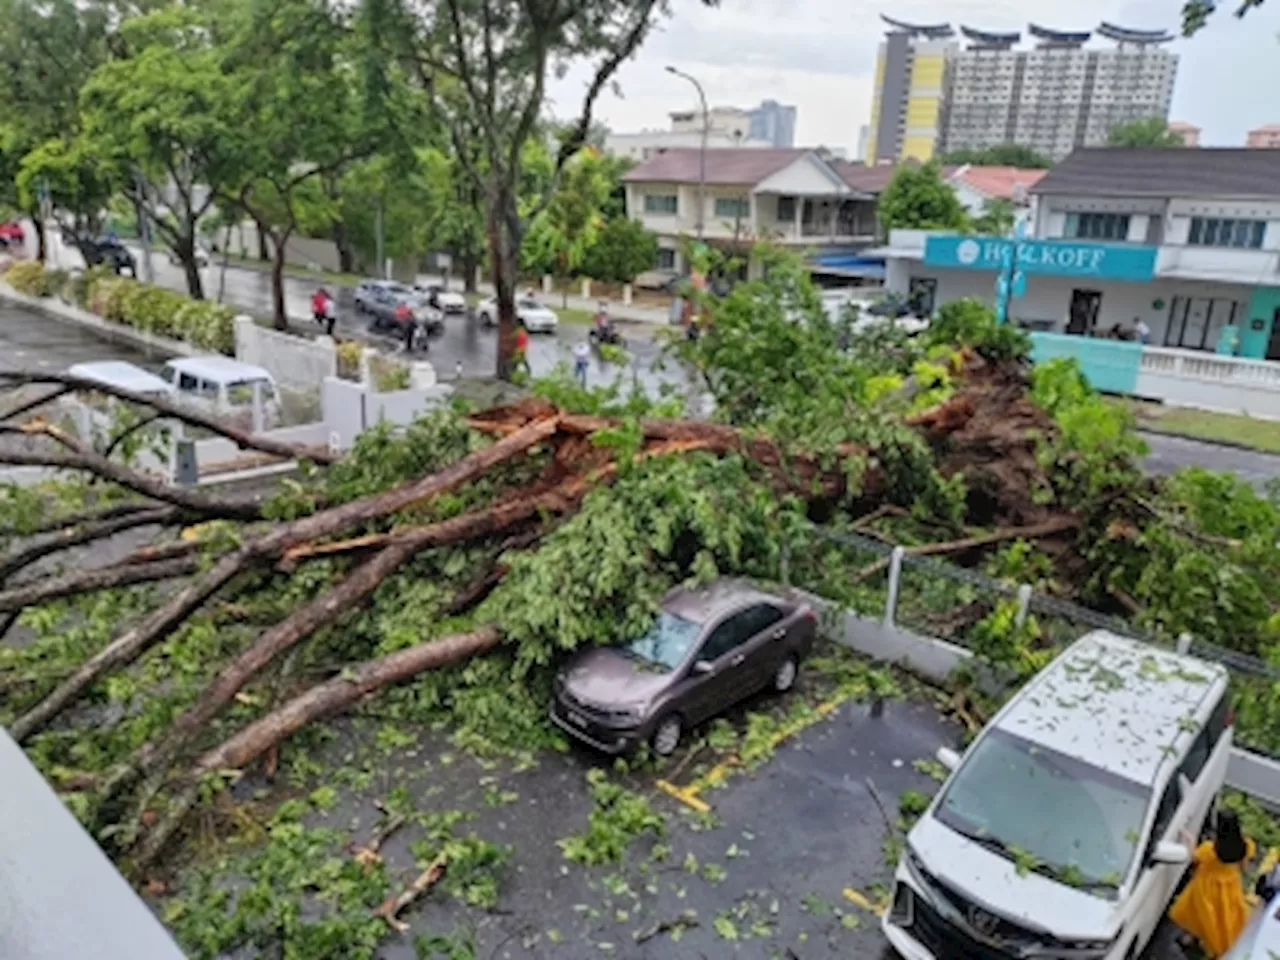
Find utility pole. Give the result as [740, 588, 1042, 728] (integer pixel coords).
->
[666, 66, 708, 241]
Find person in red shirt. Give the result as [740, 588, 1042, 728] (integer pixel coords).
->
[514, 322, 530, 375]
[311, 288, 329, 327]
[395, 299, 415, 351]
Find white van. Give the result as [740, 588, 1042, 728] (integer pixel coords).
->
[883, 630, 1233, 960]
[160, 356, 281, 431]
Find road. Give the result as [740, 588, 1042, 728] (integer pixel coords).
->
[40, 232, 681, 391]
[1141, 431, 1279, 489]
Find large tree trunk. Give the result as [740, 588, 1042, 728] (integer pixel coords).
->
[198, 626, 499, 775]
[132, 625, 501, 869]
[488, 181, 522, 381]
[256, 220, 270, 262]
[461, 247, 479, 294]
[270, 229, 290, 331]
[12, 415, 559, 744]
[32, 217, 46, 263]
[332, 218, 354, 274]
[178, 226, 205, 300]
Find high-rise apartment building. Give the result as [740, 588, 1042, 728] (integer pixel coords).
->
[748, 100, 797, 147]
[866, 17, 1179, 163]
[866, 17, 954, 164]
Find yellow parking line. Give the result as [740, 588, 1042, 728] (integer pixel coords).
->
[843, 887, 885, 916]
[654, 778, 710, 814]
[682, 689, 863, 801]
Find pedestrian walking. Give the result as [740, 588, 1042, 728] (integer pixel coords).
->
[311, 288, 330, 328]
[573, 340, 590, 387]
[396, 300, 415, 352]
[1169, 809, 1255, 957]
[323, 295, 337, 337]
[1135, 317, 1151, 344]
[513, 322, 531, 376]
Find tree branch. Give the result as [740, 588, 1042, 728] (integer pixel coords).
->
[0, 553, 202, 614]
[0, 370, 340, 465]
[0, 505, 183, 584]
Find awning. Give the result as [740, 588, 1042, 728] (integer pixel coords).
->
[808, 253, 886, 279]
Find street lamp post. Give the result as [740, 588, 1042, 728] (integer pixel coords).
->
[665, 66, 707, 240]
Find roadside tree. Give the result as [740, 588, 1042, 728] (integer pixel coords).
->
[1107, 117, 1185, 148]
[877, 160, 969, 232]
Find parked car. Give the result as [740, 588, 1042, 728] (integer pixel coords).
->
[81, 236, 137, 276]
[476, 295, 558, 333]
[160, 356, 281, 431]
[0, 220, 25, 246]
[354, 280, 443, 335]
[414, 282, 467, 315]
[882, 630, 1233, 960]
[550, 579, 817, 756]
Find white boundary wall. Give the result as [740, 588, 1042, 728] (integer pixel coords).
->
[234, 316, 336, 391]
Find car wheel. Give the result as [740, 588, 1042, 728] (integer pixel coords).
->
[773, 656, 798, 693]
[651, 715, 683, 756]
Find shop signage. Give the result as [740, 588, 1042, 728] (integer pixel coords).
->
[924, 235, 1157, 281]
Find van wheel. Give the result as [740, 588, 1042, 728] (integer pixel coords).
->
[774, 656, 798, 693]
[652, 715, 682, 756]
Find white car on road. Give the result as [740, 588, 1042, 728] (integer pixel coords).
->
[414, 283, 467, 315]
[883, 630, 1232, 960]
[477, 295, 558, 333]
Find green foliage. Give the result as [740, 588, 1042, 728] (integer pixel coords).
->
[877, 160, 969, 231]
[483, 451, 802, 674]
[87, 275, 237, 353]
[940, 143, 1052, 168]
[6, 258, 49, 295]
[163, 796, 392, 960]
[1030, 357, 1147, 503]
[521, 147, 611, 282]
[369, 354, 412, 392]
[970, 198, 1015, 236]
[582, 214, 659, 284]
[558, 769, 665, 865]
[925, 298, 1030, 364]
[1107, 117, 1186, 148]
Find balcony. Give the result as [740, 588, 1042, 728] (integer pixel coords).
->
[1156, 245, 1280, 283]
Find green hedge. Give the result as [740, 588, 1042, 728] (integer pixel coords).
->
[2, 259, 236, 355]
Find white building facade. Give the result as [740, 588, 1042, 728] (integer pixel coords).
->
[878, 148, 1280, 416]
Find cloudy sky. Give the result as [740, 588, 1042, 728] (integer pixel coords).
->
[547, 0, 1276, 155]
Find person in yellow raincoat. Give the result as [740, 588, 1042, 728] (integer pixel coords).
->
[1169, 809, 1255, 957]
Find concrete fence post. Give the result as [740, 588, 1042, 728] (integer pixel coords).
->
[541, 274, 552, 295]
[233, 314, 255, 364]
[581, 278, 591, 300]
[883, 546, 905, 628]
[359, 347, 377, 387]
[1176, 632, 1193, 655]
[1014, 583, 1033, 627]
[622, 283, 633, 306]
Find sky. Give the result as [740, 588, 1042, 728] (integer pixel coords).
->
[546, 0, 1277, 156]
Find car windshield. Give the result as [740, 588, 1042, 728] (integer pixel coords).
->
[518, 298, 542, 310]
[620, 611, 701, 671]
[934, 728, 1150, 893]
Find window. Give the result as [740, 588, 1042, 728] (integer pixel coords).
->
[177, 372, 200, 393]
[736, 604, 785, 639]
[1179, 696, 1229, 784]
[714, 196, 750, 219]
[934, 728, 1151, 890]
[622, 611, 701, 671]
[1188, 217, 1265, 249]
[655, 248, 677, 270]
[643, 194, 678, 215]
[1144, 779, 1183, 863]
[699, 611, 756, 662]
[1064, 212, 1131, 240]
[776, 196, 797, 222]
[1165, 296, 1240, 351]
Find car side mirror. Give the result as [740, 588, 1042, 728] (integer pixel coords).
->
[691, 660, 714, 676]
[1151, 841, 1190, 866]
[936, 747, 961, 772]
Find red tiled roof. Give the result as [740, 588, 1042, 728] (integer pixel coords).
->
[951, 165, 1047, 201]
[620, 148, 811, 185]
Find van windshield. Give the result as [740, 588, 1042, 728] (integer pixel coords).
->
[934, 729, 1150, 893]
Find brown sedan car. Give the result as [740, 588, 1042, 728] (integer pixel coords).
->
[549, 579, 818, 756]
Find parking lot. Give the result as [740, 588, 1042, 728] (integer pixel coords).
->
[196, 645, 957, 959]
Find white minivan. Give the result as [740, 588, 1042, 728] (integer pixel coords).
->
[160, 356, 281, 431]
[883, 630, 1233, 960]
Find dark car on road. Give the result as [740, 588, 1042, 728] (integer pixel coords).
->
[80, 236, 137, 275]
[550, 579, 817, 756]
[354, 280, 443, 336]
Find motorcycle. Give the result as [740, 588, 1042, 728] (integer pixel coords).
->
[588, 319, 625, 348]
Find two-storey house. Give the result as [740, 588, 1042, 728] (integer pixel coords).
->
[622, 148, 883, 284]
[880, 148, 1280, 361]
